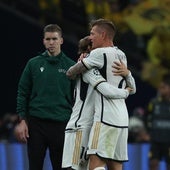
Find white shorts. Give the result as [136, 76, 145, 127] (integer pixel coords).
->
[62, 128, 91, 170]
[87, 122, 128, 162]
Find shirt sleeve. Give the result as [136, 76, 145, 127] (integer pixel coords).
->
[96, 82, 129, 99]
[82, 49, 104, 69]
[125, 71, 136, 95]
[83, 69, 129, 99]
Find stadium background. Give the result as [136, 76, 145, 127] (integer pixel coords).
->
[0, 0, 170, 169]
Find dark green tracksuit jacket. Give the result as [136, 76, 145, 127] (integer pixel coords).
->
[17, 51, 76, 122]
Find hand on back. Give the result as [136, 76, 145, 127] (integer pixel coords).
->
[112, 60, 129, 77]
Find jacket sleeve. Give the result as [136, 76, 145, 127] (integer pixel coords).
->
[16, 61, 32, 118]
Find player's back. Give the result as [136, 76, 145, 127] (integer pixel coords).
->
[65, 75, 95, 130]
[82, 47, 129, 127]
[83, 46, 127, 88]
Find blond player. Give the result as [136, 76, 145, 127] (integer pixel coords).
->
[66, 19, 136, 170]
[63, 35, 136, 170]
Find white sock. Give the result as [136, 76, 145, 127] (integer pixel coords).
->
[93, 167, 106, 170]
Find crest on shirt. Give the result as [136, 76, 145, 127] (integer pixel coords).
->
[40, 67, 44, 72]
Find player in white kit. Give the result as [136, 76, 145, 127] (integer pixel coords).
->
[63, 36, 136, 170]
[66, 19, 136, 170]
[62, 68, 133, 170]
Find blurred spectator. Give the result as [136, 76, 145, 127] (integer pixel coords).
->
[84, 0, 110, 21]
[38, 0, 62, 24]
[147, 26, 170, 69]
[146, 73, 170, 170]
[128, 107, 150, 143]
[102, 0, 147, 72]
[0, 112, 18, 143]
[142, 26, 170, 88]
[0, 117, 4, 140]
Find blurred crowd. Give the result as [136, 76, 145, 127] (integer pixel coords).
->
[42, 0, 170, 89]
[0, 0, 170, 143]
[128, 107, 150, 143]
[0, 113, 18, 143]
[0, 107, 151, 144]
[2, 0, 170, 87]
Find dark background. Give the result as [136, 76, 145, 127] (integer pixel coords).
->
[0, 5, 43, 115]
[0, 2, 156, 117]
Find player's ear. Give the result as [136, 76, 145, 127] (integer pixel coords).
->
[43, 38, 45, 46]
[101, 31, 107, 39]
[60, 37, 63, 45]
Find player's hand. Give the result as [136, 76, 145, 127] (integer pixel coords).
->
[78, 53, 88, 61]
[66, 67, 77, 80]
[125, 87, 133, 93]
[112, 60, 129, 77]
[14, 120, 29, 143]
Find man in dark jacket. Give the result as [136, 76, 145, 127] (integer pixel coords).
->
[15, 24, 75, 170]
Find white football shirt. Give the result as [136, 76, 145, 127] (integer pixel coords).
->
[65, 66, 131, 130]
[82, 46, 136, 127]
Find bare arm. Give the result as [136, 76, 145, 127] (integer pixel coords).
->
[66, 61, 87, 79]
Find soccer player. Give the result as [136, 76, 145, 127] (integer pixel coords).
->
[63, 35, 136, 170]
[66, 19, 136, 170]
[146, 73, 170, 170]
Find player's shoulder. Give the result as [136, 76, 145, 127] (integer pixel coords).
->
[113, 46, 125, 55]
[88, 48, 106, 59]
[90, 47, 114, 56]
[89, 46, 126, 59]
[97, 46, 125, 55]
[90, 47, 104, 54]
[27, 54, 43, 64]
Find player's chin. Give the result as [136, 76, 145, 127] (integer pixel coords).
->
[49, 48, 55, 52]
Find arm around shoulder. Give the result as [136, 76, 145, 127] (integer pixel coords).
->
[66, 61, 87, 79]
[125, 71, 136, 95]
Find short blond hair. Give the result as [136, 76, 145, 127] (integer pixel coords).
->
[89, 18, 116, 40]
